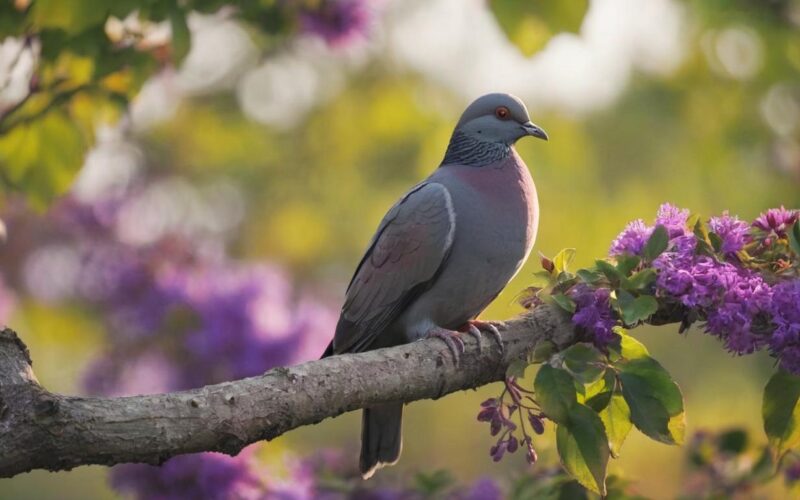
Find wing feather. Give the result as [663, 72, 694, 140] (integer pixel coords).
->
[332, 182, 455, 354]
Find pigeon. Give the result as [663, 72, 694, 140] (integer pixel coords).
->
[321, 93, 547, 479]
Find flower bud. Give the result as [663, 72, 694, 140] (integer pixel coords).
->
[528, 414, 545, 434]
[507, 436, 518, 453]
[526, 443, 538, 465]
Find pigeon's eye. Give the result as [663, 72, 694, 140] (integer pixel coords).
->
[495, 106, 510, 120]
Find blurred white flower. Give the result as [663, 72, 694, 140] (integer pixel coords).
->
[761, 84, 800, 137]
[0, 36, 38, 114]
[704, 26, 764, 81]
[177, 13, 258, 94]
[386, 0, 687, 114]
[23, 244, 81, 303]
[72, 125, 144, 203]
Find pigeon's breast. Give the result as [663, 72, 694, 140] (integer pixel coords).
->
[401, 151, 539, 337]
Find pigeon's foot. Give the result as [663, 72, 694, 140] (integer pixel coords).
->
[465, 320, 506, 352]
[426, 327, 465, 365]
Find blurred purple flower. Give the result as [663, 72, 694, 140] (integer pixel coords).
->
[709, 212, 750, 254]
[785, 461, 800, 484]
[300, 0, 372, 47]
[111, 449, 265, 500]
[753, 206, 799, 238]
[83, 352, 179, 397]
[609, 219, 652, 257]
[655, 203, 690, 239]
[570, 284, 617, 347]
[455, 477, 503, 500]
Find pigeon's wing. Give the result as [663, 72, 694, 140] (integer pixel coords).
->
[333, 182, 456, 354]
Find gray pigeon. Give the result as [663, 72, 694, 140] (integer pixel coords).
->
[321, 93, 547, 479]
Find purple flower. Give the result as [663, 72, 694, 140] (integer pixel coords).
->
[655, 249, 774, 355]
[709, 212, 750, 254]
[753, 206, 799, 238]
[570, 284, 617, 347]
[457, 478, 503, 500]
[785, 461, 800, 484]
[609, 219, 653, 257]
[655, 203, 690, 239]
[111, 450, 265, 500]
[300, 0, 372, 47]
[769, 280, 800, 374]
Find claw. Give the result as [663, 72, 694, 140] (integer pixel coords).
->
[468, 320, 505, 352]
[467, 324, 483, 353]
[427, 327, 465, 365]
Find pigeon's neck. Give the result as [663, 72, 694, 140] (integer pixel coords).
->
[441, 131, 511, 167]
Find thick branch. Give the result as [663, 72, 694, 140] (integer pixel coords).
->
[0, 305, 576, 478]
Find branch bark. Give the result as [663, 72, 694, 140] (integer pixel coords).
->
[0, 305, 576, 478]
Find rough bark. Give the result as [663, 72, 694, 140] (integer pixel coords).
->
[0, 305, 576, 478]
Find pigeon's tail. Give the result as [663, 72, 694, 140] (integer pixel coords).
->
[360, 403, 403, 479]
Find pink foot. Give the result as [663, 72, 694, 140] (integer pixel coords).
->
[426, 327, 466, 364]
[465, 320, 506, 352]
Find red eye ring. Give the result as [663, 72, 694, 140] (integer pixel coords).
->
[495, 106, 510, 120]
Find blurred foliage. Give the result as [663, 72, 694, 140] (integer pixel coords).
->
[490, 0, 588, 56]
[0, 0, 300, 207]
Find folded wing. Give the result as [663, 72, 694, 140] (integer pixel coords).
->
[333, 182, 456, 354]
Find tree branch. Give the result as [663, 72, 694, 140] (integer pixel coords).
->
[0, 305, 576, 478]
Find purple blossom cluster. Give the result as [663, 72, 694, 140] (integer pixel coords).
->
[570, 284, 617, 348]
[753, 206, 799, 239]
[477, 379, 544, 466]
[9, 191, 337, 499]
[110, 449, 266, 500]
[299, 0, 373, 47]
[581, 203, 800, 373]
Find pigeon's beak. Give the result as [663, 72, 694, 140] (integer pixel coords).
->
[521, 122, 548, 141]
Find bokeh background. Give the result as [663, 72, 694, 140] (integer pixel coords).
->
[1, 0, 799, 498]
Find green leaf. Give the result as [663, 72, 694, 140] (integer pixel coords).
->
[643, 225, 669, 261]
[625, 268, 657, 291]
[617, 292, 658, 325]
[596, 260, 622, 283]
[619, 356, 685, 445]
[717, 428, 748, 455]
[550, 293, 576, 313]
[789, 220, 800, 257]
[556, 404, 610, 495]
[31, 0, 110, 34]
[553, 248, 576, 274]
[506, 358, 529, 379]
[489, 0, 588, 56]
[616, 330, 650, 360]
[763, 369, 800, 458]
[534, 364, 578, 423]
[531, 340, 557, 363]
[615, 254, 640, 276]
[576, 269, 602, 284]
[599, 389, 632, 458]
[170, 4, 192, 65]
[562, 343, 607, 385]
[0, 111, 87, 207]
[708, 231, 723, 253]
[583, 370, 616, 411]
[414, 469, 455, 494]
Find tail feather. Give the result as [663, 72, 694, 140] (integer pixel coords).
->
[360, 403, 403, 479]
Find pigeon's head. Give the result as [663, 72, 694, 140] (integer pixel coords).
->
[454, 93, 547, 145]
